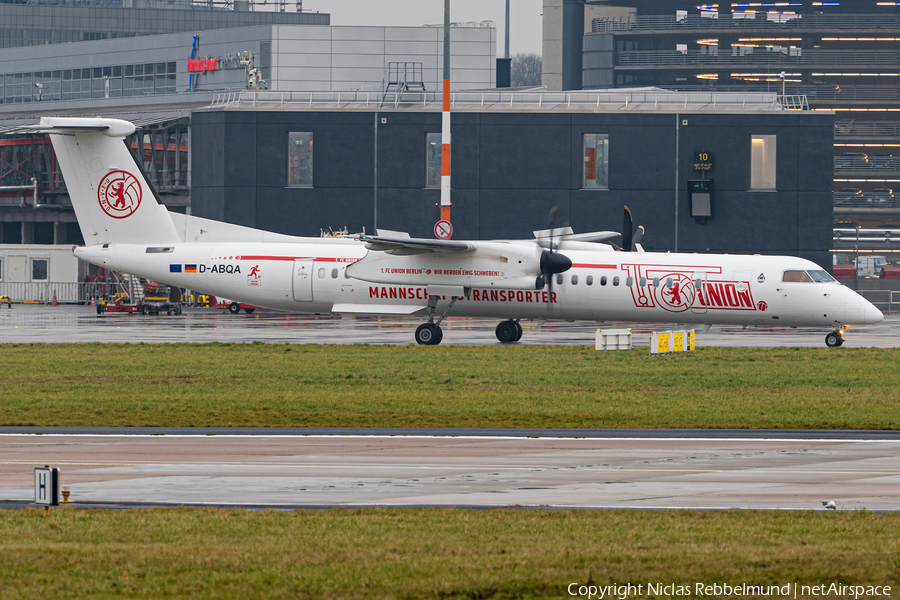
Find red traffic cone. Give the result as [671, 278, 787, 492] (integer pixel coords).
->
[51, 290, 58, 306]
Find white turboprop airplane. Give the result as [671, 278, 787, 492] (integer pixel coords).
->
[32, 117, 882, 347]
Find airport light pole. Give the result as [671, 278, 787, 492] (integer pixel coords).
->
[440, 0, 452, 229]
[505, 0, 510, 59]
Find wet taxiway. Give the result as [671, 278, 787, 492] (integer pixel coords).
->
[1, 433, 898, 511]
[0, 304, 897, 347]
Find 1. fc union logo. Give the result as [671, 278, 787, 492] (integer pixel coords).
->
[97, 170, 142, 219]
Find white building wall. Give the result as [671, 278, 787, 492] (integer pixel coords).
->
[271, 25, 495, 92]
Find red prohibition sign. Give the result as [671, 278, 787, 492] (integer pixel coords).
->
[434, 220, 453, 240]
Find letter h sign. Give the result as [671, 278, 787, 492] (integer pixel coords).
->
[34, 466, 60, 506]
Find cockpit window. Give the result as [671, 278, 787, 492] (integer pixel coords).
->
[807, 270, 836, 283]
[782, 270, 813, 283]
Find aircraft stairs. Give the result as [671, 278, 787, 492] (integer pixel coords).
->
[122, 273, 145, 303]
[380, 62, 426, 108]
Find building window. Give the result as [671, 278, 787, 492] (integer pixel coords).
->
[750, 134, 776, 190]
[31, 258, 48, 281]
[426, 132, 442, 188]
[288, 132, 313, 187]
[582, 134, 609, 189]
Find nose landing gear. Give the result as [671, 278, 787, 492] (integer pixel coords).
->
[825, 330, 844, 348]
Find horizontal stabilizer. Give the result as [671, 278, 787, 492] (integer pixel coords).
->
[26, 118, 135, 137]
[331, 303, 427, 315]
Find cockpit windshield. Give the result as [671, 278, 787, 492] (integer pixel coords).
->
[782, 270, 836, 283]
[807, 270, 836, 283]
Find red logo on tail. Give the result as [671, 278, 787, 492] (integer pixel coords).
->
[98, 170, 142, 219]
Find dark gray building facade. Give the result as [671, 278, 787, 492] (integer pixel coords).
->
[191, 105, 834, 268]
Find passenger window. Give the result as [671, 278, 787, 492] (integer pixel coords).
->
[782, 270, 813, 283]
[344, 268, 350, 279]
[317, 268, 325, 278]
[331, 268, 338, 279]
[695, 278, 702, 289]
[639, 277, 646, 287]
[652, 277, 659, 288]
[571, 275, 578, 285]
[586, 275, 593, 286]
[666, 278, 673, 288]
[556, 274, 563, 285]
[613, 276, 620, 286]
[626, 276, 633, 287]
[600, 276, 607, 286]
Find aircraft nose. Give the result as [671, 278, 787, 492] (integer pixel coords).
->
[843, 288, 884, 325]
[864, 300, 884, 325]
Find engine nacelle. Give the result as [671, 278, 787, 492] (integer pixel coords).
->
[346, 241, 545, 290]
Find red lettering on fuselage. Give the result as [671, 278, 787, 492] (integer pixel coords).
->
[366, 286, 558, 304]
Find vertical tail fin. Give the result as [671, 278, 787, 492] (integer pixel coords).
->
[34, 117, 180, 245]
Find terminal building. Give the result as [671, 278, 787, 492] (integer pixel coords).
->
[0, 0, 836, 289]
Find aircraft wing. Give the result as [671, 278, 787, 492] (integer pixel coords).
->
[560, 230, 620, 243]
[359, 233, 475, 253]
[331, 303, 428, 315]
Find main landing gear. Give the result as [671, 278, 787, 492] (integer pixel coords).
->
[825, 330, 845, 348]
[415, 293, 461, 345]
[495, 320, 523, 343]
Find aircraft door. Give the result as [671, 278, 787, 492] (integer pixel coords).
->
[292, 259, 314, 302]
[691, 271, 707, 314]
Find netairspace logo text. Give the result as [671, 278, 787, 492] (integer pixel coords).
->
[567, 582, 892, 599]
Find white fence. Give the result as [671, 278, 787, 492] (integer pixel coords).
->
[0, 282, 127, 304]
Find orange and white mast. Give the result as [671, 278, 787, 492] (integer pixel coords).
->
[440, 0, 452, 227]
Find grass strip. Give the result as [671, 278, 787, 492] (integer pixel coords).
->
[0, 508, 897, 599]
[1, 344, 898, 429]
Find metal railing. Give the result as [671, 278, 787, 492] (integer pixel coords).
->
[834, 156, 900, 174]
[593, 13, 900, 33]
[616, 49, 900, 67]
[209, 89, 801, 112]
[0, 281, 143, 304]
[668, 84, 900, 104]
[833, 193, 900, 208]
[835, 121, 900, 139]
[858, 290, 899, 315]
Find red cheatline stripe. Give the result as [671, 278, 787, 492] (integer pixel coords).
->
[441, 144, 451, 176]
[571, 263, 618, 269]
[236, 256, 357, 263]
[443, 80, 450, 111]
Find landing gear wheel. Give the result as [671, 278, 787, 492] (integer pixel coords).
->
[513, 321, 523, 342]
[496, 320, 519, 343]
[825, 331, 844, 348]
[228, 302, 241, 315]
[415, 323, 442, 345]
[244, 308, 255, 314]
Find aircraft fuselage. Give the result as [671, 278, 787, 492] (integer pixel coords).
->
[75, 241, 880, 329]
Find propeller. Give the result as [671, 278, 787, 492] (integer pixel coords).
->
[621, 205, 645, 252]
[536, 206, 572, 291]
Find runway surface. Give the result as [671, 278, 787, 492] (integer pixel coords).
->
[0, 304, 897, 347]
[2, 433, 899, 511]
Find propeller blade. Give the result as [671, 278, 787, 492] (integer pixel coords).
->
[622, 206, 634, 253]
[632, 225, 644, 248]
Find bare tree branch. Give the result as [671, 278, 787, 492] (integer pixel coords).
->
[511, 53, 542, 88]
